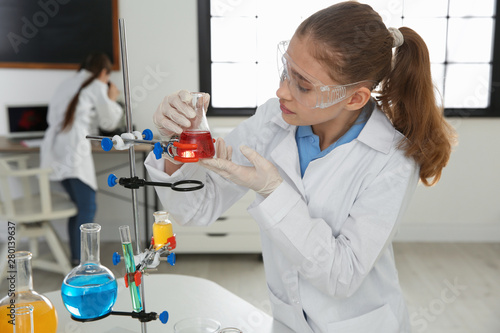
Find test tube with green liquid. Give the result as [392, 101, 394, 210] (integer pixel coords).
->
[119, 225, 142, 312]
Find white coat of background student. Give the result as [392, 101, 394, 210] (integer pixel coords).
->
[41, 53, 123, 265]
[145, 2, 456, 332]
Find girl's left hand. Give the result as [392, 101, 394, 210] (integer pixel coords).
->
[199, 138, 282, 197]
[108, 82, 120, 101]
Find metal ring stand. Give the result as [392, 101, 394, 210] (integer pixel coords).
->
[119, 18, 148, 333]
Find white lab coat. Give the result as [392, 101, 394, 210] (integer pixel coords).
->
[145, 98, 419, 333]
[41, 70, 123, 190]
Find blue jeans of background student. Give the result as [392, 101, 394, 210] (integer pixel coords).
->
[61, 178, 97, 263]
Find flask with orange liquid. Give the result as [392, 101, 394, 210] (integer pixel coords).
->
[0, 251, 58, 333]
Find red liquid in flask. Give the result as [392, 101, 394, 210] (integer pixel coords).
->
[177, 130, 215, 159]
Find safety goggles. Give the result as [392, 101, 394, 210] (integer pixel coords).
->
[277, 40, 372, 109]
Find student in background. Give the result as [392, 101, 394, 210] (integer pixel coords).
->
[41, 53, 123, 265]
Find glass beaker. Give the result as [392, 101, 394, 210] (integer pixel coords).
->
[61, 223, 118, 320]
[152, 211, 175, 250]
[175, 92, 215, 161]
[13, 305, 34, 333]
[0, 251, 58, 333]
[119, 225, 142, 312]
[173, 317, 221, 333]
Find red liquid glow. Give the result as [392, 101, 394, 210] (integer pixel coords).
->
[178, 130, 215, 159]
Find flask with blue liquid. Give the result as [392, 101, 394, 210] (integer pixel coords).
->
[61, 223, 118, 320]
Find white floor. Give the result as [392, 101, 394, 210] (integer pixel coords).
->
[1, 242, 499, 333]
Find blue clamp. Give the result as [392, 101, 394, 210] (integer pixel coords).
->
[112, 252, 122, 265]
[142, 129, 153, 141]
[153, 142, 164, 160]
[159, 311, 169, 324]
[101, 137, 114, 151]
[167, 253, 176, 266]
[108, 174, 118, 187]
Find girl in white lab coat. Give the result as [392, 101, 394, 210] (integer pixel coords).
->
[41, 53, 123, 265]
[146, 2, 456, 332]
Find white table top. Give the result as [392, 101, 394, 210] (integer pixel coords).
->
[45, 274, 291, 333]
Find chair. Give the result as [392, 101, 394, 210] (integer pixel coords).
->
[0, 155, 77, 278]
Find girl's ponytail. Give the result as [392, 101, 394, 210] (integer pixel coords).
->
[61, 75, 97, 131]
[377, 27, 456, 186]
[61, 52, 112, 132]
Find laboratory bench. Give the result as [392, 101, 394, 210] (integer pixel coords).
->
[45, 274, 290, 333]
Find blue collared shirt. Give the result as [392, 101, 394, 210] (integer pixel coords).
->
[296, 110, 369, 177]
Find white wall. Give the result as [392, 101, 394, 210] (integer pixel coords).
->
[397, 118, 500, 242]
[1, 0, 499, 243]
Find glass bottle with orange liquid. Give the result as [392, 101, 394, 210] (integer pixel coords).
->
[0, 251, 58, 333]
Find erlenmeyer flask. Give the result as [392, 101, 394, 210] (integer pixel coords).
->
[0, 251, 58, 333]
[61, 223, 118, 320]
[176, 92, 215, 161]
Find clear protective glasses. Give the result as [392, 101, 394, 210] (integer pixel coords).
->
[277, 40, 373, 109]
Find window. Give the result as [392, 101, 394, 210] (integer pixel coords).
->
[198, 0, 500, 117]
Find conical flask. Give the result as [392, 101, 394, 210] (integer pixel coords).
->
[176, 92, 215, 160]
[0, 251, 58, 333]
[61, 223, 118, 320]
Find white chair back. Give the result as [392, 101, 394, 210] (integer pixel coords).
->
[0, 155, 76, 222]
[0, 155, 77, 276]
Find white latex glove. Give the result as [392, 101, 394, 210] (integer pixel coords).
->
[199, 141, 282, 197]
[153, 90, 210, 163]
[214, 137, 233, 161]
[153, 90, 211, 140]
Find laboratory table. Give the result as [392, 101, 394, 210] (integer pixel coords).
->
[45, 274, 291, 333]
[0, 136, 156, 246]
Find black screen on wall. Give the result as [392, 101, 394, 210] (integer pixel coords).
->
[0, 0, 118, 69]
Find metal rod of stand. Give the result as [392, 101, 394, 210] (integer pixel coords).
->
[118, 18, 147, 333]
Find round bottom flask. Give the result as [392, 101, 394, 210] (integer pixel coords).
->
[61, 223, 117, 320]
[0, 251, 58, 333]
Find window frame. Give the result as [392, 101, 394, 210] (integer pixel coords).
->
[198, 0, 500, 117]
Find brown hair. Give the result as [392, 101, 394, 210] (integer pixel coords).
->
[61, 53, 112, 131]
[296, 1, 456, 186]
